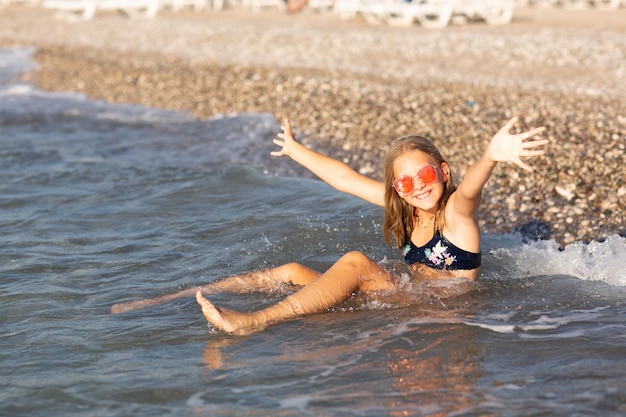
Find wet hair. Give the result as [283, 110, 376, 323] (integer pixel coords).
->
[382, 135, 457, 250]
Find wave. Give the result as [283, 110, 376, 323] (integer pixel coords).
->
[482, 233, 626, 287]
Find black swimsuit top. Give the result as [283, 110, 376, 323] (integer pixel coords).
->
[404, 231, 481, 270]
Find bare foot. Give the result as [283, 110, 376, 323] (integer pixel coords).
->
[195, 290, 267, 335]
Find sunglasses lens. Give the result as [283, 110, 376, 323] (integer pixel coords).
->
[393, 177, 413, 194]
[393, 165, 439, 195]
[418, 165, 438, 184]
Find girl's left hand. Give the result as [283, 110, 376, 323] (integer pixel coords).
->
[487, 116, 548, 172]
[271, 119, 297, 158]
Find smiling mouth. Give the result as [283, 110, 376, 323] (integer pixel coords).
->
[413, 189, 431, 199]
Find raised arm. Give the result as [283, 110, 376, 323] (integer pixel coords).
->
[273, 119, 385, 207]
[451, 116, 548, 219]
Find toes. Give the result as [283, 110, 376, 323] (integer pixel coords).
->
[196, 291, 217, 313]
[196, 291, 227, 330]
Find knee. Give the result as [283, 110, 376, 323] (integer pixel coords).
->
[339, 251, 372, 266]
[278, 262, 309, 275]
[275, 262, 318, 285]
[338, 251, 390, 291]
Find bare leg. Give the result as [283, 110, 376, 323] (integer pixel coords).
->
[196, 251, 393, 335]
[111, 287, 198, 314]
[111, 263, 321, 314]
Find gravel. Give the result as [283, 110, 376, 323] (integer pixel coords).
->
[1, 3, 624, 246]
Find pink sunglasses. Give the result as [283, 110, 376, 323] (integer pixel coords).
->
[392, 164, 439, 195]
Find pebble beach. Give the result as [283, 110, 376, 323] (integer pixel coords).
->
[0, 3, 624, 246]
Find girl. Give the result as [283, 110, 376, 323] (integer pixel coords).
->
[111, 117, 547, 334]
[191, 116, 548, 334]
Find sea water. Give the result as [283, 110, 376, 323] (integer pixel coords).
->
[1, 47, 625, 417]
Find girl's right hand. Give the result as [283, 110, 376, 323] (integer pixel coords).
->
[271, 119, 297, 157]
[269, 117, 385, 206]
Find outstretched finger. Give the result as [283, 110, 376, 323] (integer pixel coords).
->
[281, 118, 293, 134]
[271, 138, 285, 156]
[513, 158, 533, 172]
[518, 126, 546, 140]
[522, 138, 550, 148]
[521, 149, 546, 157]
[499, 116, 520, 133]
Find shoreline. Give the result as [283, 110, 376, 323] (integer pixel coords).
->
[1, 4, 625, 246]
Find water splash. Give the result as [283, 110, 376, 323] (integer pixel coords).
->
[484, 234, 626, 286]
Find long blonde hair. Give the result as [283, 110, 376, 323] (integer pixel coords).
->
[382, 136, 457, 250]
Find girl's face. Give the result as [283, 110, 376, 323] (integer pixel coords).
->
[392, 150, 448, 212]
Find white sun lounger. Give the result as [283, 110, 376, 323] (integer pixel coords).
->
[0, 0, 40, 6]
[335, 0, 515, 28]
[41, 0, 161, 21]
[455, 0, 516, 25]
[335, 0, 453, 27]
[238, 0, 285, 12]
[160, 0, 208, 10]
[530, 0, 623, 9]
[591, 0, 623, 9]
[560, 0, 622, 9]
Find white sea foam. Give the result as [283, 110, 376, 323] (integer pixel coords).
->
[485, 234, 626, 287]
[278, 396, 312, 413]
[466, 306, 614, 338]
[0, 84, 34, 97]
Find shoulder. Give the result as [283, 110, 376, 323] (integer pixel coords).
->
[444, 190, 478, 224]
[443, 193, 481, 253]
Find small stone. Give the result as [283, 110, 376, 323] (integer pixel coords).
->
[555, 185, 576, 201]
